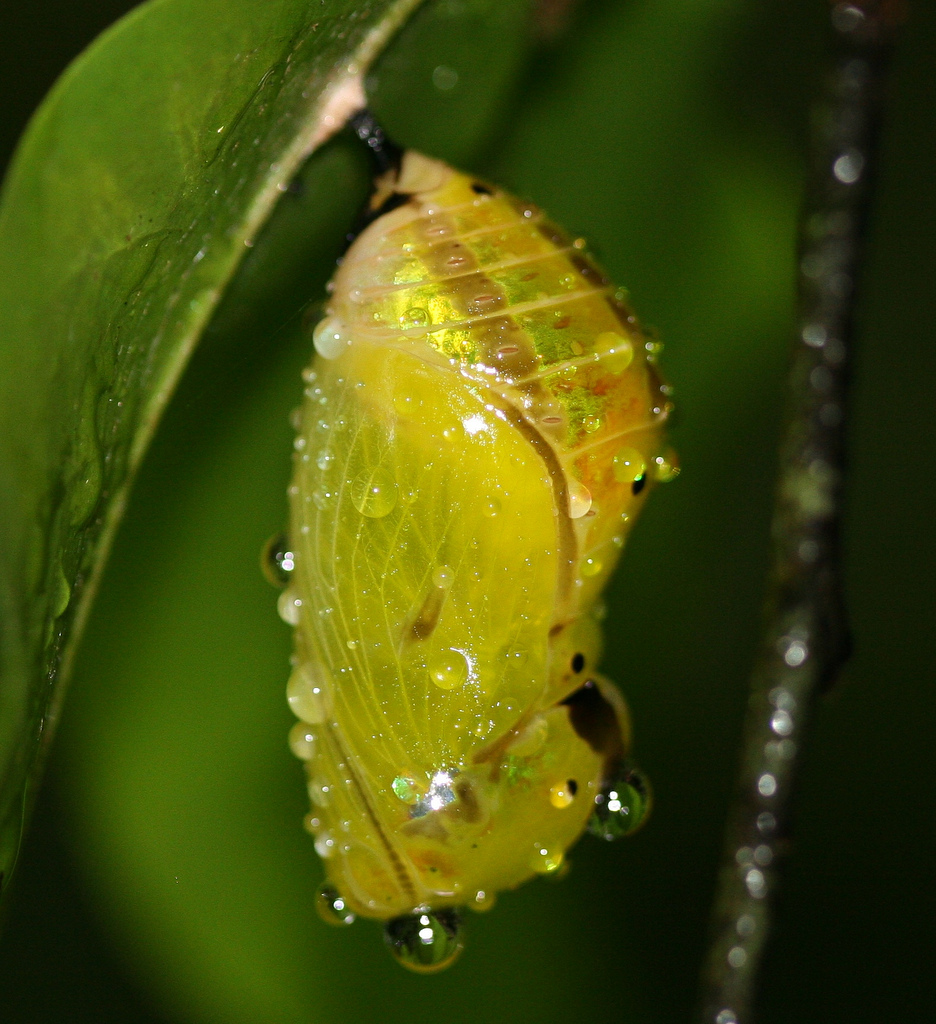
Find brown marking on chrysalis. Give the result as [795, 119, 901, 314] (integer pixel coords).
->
[401, 815, 449, 842]
[323, 726, 420, 905]
[450, 778, 482, 824]
[424, 239, 479, 279]
[471, 706, 539, 768]
[535, 218, 571, 249]
[494, 401, 577, 608]
[560, 679, 625, 778]
[567, 250, 611, 289]
[406, 584, 446, 643]
[606, 295, 639, 332]
[473, 317, 540, 377]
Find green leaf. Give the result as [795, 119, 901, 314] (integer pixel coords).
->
[0, 0, 432, 890]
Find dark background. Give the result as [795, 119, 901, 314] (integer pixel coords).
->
[1, 2, 934, 1022]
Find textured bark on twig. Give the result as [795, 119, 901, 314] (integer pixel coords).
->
[697, 4, 905, 1022]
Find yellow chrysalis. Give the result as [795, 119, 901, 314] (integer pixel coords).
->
[272, 143, 674, 971]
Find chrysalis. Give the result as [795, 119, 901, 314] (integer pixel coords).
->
[274, 139, 674, 971]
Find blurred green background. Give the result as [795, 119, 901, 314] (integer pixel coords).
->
[1, 1, 934, 1022]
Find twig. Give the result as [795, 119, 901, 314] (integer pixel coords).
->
[696, 4, 905, 1022]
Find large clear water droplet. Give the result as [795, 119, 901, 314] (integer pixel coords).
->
[612, 447, 646, 484]
[316, 885, 356, 927]
[652, 447, 681, 483]
[312, 317, 349, 359]
[314, 830, 336, 859]
[384, 909, 463, 973]
[431, 564, 454, 589]
[589, 764, 652, 840]
[549, 781, 576, 809]
[351, 468, 398, 518]
[580, 555, 603, 578]
[286, 663, 330, 723]
[594, 331, 634, 373]
[261, 532, 295, 587]
[529, 843, 565, 874]
[277, 589, 302, 625]
[427, 649, 469, 691]
[391, 775, 421, 804]
[399, 307, 430, 329]
[568, 480, 592, 519]
[288, 721, 316, 760]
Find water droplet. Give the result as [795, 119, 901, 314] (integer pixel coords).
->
[393, 392, 416, 416]
[652, 449, 680, 482]
[757, 773, 777, 797]
[470, 890, 496, 912]
[612, 447, 646, 484]
[428, 649, 469, 691]
[262, 532, 295, 587]
[286, 663, 330, 723]
[316, 449, 334, 471]
[399, 307, 430, 329]
[581, 556, 603, 578]
[582, 414, 602, 433]
[312, 487, 333, 510]
[316, 885, 356, 926]
[781, 639, 808, 667]
[594, 332, 634, 374]
[530, 843, 564, 874]
[51, 569, 71, 618]
[423, 222, 452, 240]
[833, 148, 864, 184]
[384, 909, 463, 973]
[567, 481, 592, 519]
[301, 366, 318, 384]
[482, 497, 501, 517]
[314, 831, 336, 859]
[472, 718, 494, 738]
[288, 721, 316, 760]
[351, 468, 397, 518]
[308, 777, 332, 807]
[431, 64, 459, 91]
[277, 589, 302, 625]
[549, 782, 576, 809]
[510, 715, 548, 757]
[392, 775, 421, 804]
[432, 565, 454, 589]
[312, 317, 349, 359]
[771, 709, 794, 736]
[589, 764, 652, 840]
